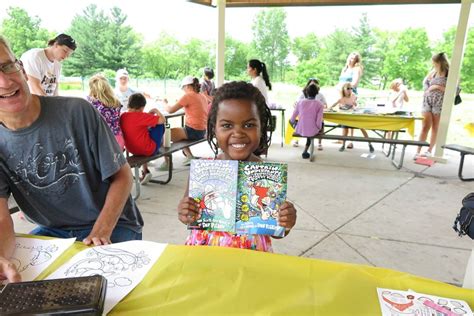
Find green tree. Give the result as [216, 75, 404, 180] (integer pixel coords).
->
[292, 33, 320, 62]
[62, 4, 142, 77]
[142, 32, 182, 80]
[225, 35, 250, 79]
[352, 13, 377, 87]
[0, 7, 50, 57]
[436, 27, 474, 93]
[318, 29, 357, 87]
[383, 28, 431, 90]
[252, 8, 290, 81]
[372, 29, 397, 89]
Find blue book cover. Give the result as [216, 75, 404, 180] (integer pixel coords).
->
[188, 160, 238, 232]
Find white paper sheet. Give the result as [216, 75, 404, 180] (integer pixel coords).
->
[377, 287, 473, 316]
[1, 236, 76, 285]
[46, 240, 167, 315]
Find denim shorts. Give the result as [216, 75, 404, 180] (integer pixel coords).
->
[185, 125, 206, 140]
[30, 225, 142, 243]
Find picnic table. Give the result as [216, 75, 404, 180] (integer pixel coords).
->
[24, 235, 474, 315]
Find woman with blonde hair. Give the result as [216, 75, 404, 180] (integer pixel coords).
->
[339, 52, 363, 95]
[87, 74, 125, 149]
[389, 78, 409, 108]
[415, 52, 449, 158]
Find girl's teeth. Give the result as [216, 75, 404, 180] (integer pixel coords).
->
[232, 144, 245, 148]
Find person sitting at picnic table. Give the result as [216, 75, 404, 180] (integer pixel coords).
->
[162, 76, 208, 168]
[87, 73, 125, 150]
[200, 67, 215, 106]
[114, 68, 151, 113]
[292, 78, 327, 150]
[290, 84, 324, 159]
[330, 83, 374, 153]
[389, 78, 409, 109]
[120, 93, 166, 185]
[0, 36, 143, 283]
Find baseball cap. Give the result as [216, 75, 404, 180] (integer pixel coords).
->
[180, 76, 195, 88]
[116, 69, 129, 80]
[51, 34, 77, 50]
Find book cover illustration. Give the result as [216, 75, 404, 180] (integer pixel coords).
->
[236, 162, 287, 237]
[188, 159, 238, 232]
[188, 160, 288, 237]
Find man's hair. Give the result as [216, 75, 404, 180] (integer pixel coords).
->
[128, 93, 147, 109]
[203, 67, 214, 79]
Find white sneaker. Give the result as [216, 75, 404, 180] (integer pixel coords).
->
[413, 153, 421, 160]
[183, 156, 194, 166]
[421, 151, 432, 157]
[140, 171, 152, 185]
[292, 140, 299, 147]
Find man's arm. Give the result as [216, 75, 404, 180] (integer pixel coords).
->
[83, 164, 133, 246]
[26, 75, 46, 96]
[0, 197, 21, 283]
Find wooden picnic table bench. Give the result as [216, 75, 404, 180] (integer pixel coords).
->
[293, 133, 429, 169]
[442, 144, 474, 181]
[126, 138, 207, 199]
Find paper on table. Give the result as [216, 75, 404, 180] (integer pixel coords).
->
[377, 287, 473, 316]
[1, 237, 76, 285]
[46, 240, 167, 315]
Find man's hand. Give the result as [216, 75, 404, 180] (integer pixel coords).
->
[0, 256, 21, 283]
[83, 229, 112, 246]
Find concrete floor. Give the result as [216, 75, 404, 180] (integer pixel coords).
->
[12, 138, 474, 286]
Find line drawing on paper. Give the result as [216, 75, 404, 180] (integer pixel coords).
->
[11, 244, 59, 273]
[64, 247, 151, 288]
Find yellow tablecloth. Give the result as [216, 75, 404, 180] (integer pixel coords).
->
[285, 112, 419, 145]
[465, 123, 474, 137]
[25, 235, 473, 315]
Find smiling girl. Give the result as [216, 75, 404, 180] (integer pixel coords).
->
[177, 81, 297, 252]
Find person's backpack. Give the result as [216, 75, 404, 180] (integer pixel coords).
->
[453, 192, 474, 239]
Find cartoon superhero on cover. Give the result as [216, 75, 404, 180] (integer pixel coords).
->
[249, 181, 281, 220]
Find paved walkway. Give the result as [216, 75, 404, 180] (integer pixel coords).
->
[12, 140, 474, 286]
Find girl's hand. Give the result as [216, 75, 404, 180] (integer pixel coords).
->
[177, 197, 201, 225]
[278, 201, 297, 232]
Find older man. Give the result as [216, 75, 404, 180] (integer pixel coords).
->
[0, 36, 143, 283]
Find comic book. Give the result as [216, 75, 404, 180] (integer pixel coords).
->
[188, 160, 288, 237]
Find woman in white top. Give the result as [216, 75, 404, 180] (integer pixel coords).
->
[247, 59, 272, 106]
[389, 78, 409, 108]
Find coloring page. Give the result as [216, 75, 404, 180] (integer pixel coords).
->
[1, 237, 76, 285]
[377, 288, 473, 316]
[46, 240, 167, 315]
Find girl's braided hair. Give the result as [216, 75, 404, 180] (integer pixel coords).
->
[207, 81, 272, 157]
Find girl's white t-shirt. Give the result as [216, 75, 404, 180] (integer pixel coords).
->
[251, 76, 269, 106]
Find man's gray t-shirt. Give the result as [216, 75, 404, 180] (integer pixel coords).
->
[0, 96, 143, 232]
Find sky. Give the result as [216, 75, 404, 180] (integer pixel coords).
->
[0, 0, 472, 44]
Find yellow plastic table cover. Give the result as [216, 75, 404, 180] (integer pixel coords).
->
[285, 112, 419, 145]
[24, 235, 473, 315]
[465, 122, 474, 137]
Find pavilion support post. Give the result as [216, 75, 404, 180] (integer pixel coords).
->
[215, 0, 226, 88]
[434, 0, 471, 161]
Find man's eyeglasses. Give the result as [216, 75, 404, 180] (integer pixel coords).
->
[345, 87, 352, 90]
[0, 59, 23, 74]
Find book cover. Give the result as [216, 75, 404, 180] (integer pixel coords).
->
[235, 162, 287, 237]
[188, 160, 287, 237]
[188, 160, 238, 232]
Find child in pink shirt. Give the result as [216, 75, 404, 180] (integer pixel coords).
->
[290, 84, 324, 159]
